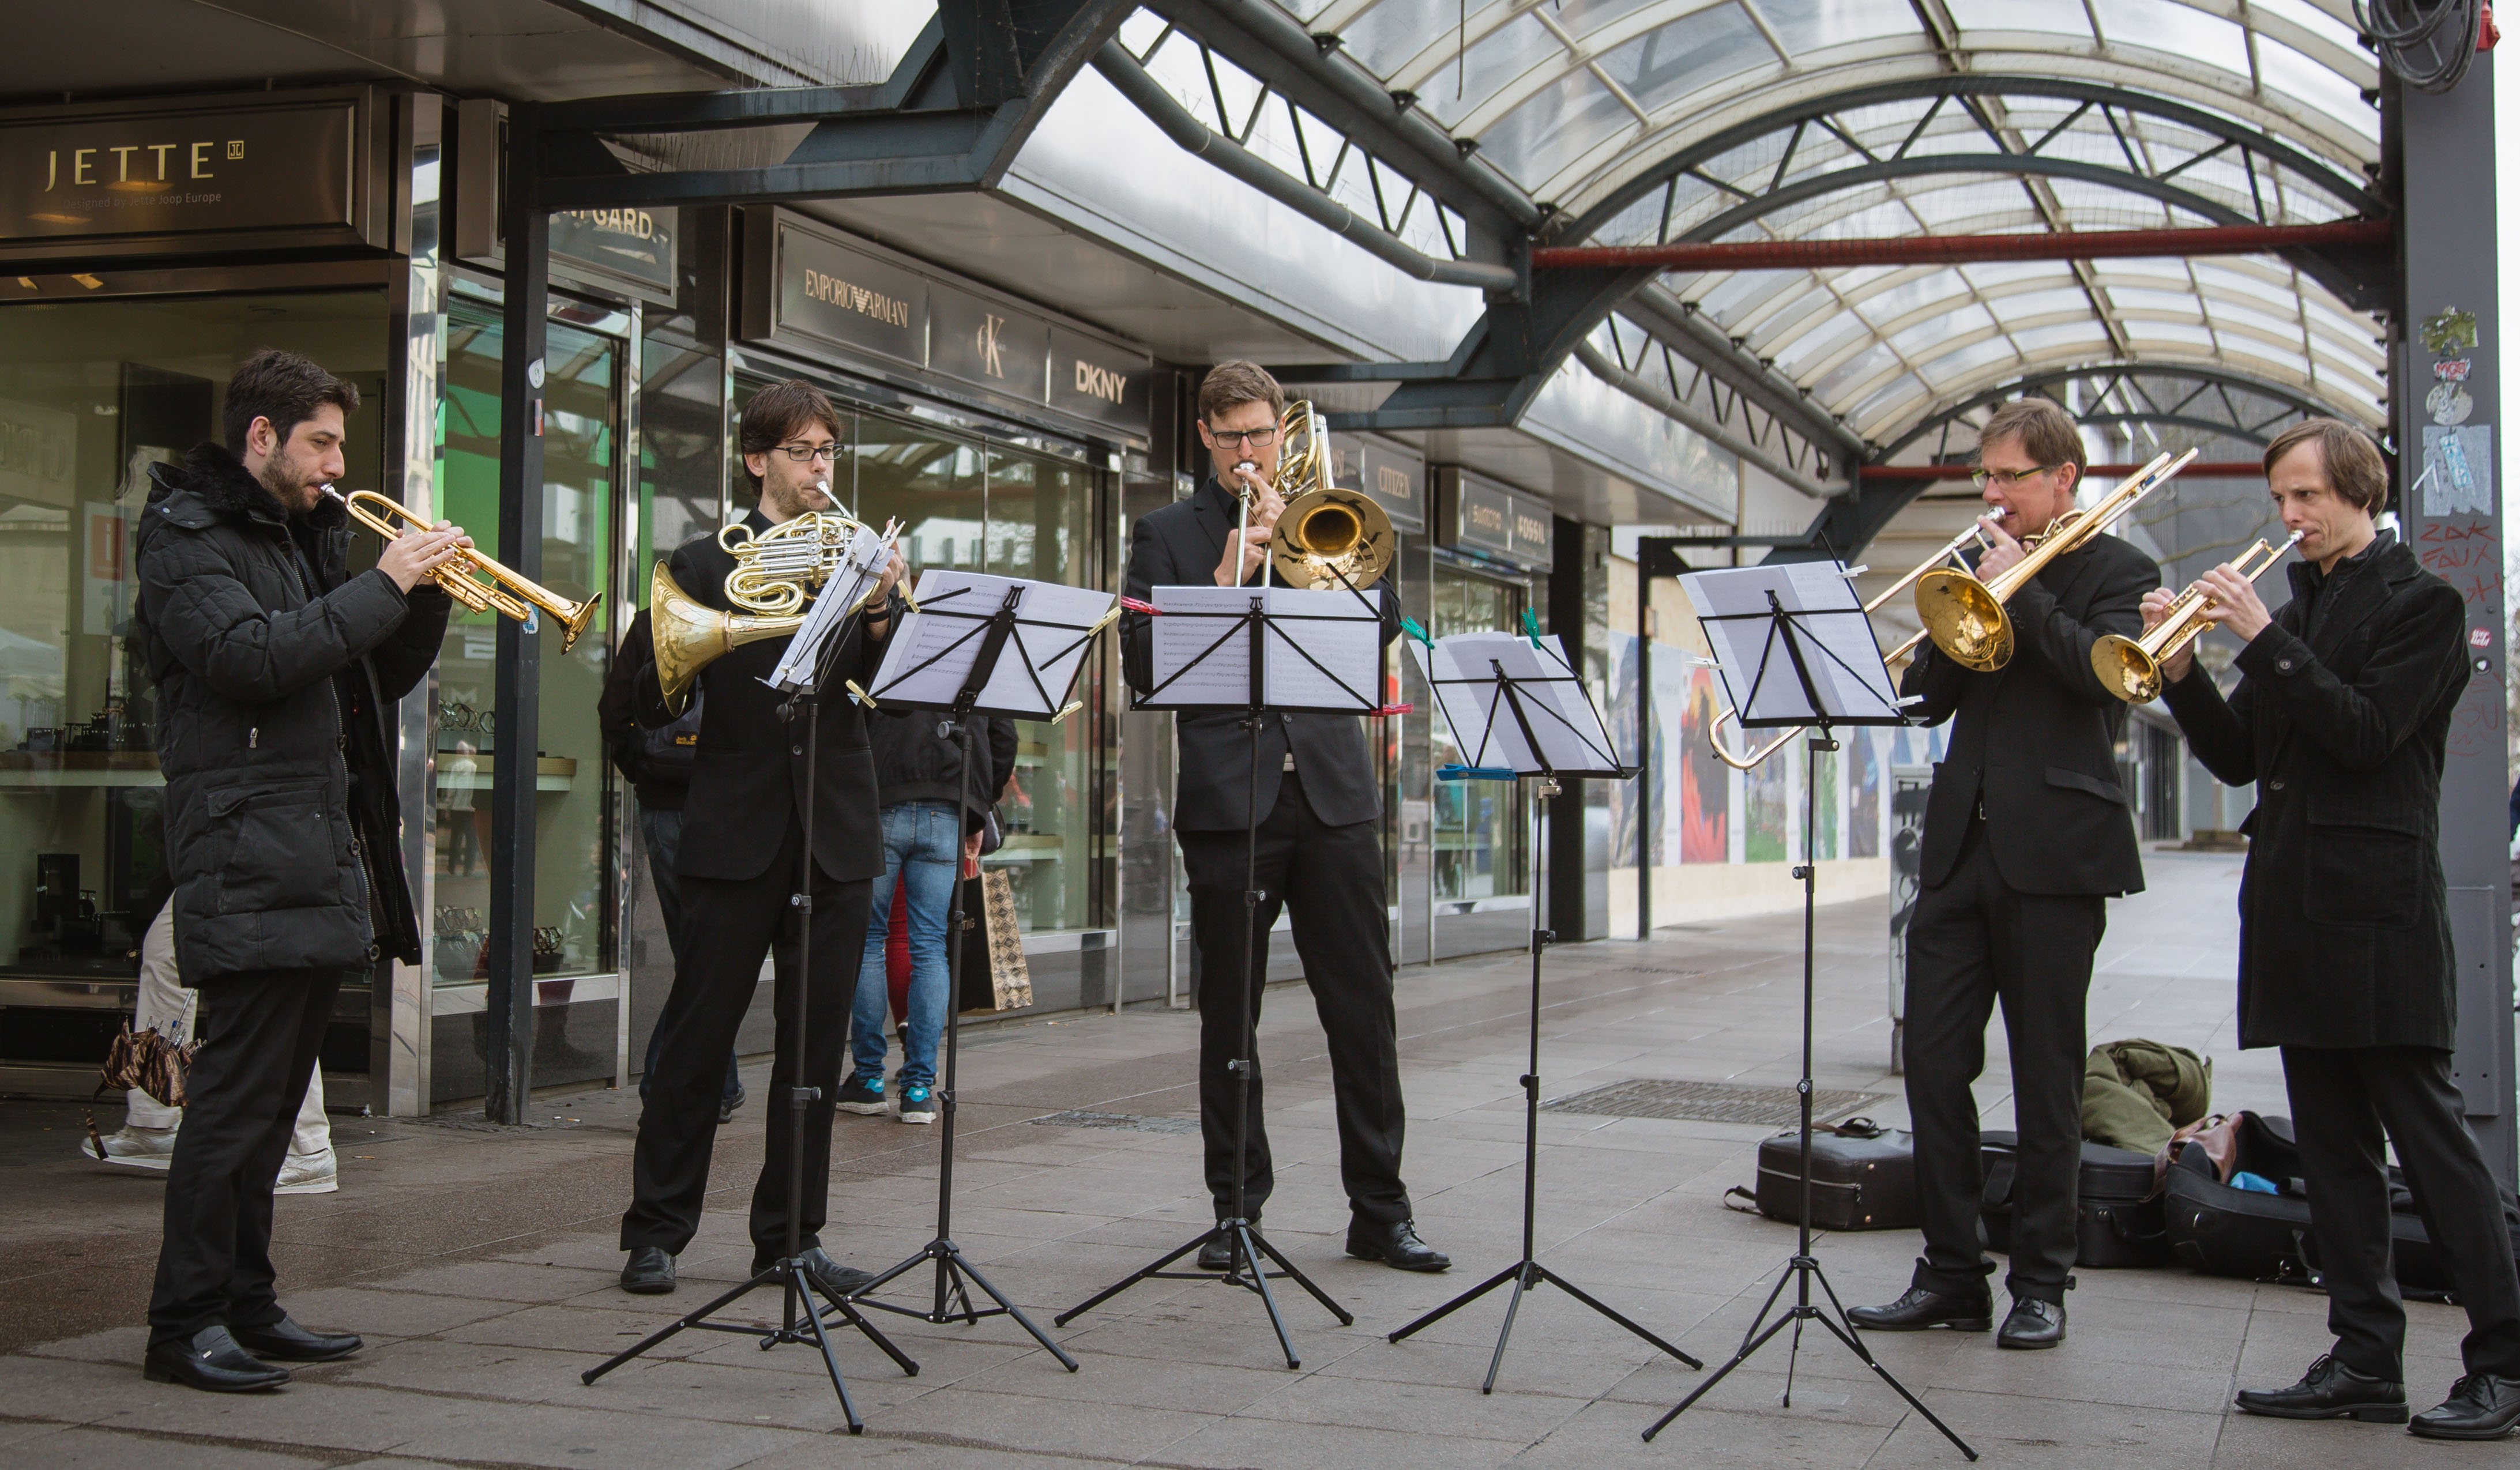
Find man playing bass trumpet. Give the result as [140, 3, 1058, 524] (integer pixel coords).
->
[2146, 419, 2520, 1439]
[613, 379, 905, 1299]
[1848, 397, 2160, 1350]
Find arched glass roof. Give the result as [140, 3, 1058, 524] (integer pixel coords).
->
[1265, 0, 2387, 447]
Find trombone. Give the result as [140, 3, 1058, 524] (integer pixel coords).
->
[1912, 449, 2193, 671]
[1706, 515, 2003, 771]
[2090, 529, 2303, 703]
[323, 487, 601, 654]
[1705, 449, 2196, 770]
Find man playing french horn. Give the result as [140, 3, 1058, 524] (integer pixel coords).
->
[1848, 397, 2160, 1350]
[613, 379, 905, 1299]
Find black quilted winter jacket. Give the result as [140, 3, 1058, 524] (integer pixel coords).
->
[134, 442, 450, 985]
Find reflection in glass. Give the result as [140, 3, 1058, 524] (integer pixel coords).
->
[432, 299, 616, 986]
[1428, 561, 1527, 900]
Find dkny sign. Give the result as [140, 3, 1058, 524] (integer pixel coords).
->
[1, 99, 359, 248]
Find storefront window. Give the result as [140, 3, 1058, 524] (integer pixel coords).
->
[0, 291, 387, 1015]
[431, 298, 616, 986]
[1429, 559, 1529, 900]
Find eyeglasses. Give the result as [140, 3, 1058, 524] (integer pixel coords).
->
[1207, 425, 1279, 450]
[773, 444, 841, 463]
[1970, 463, 2062, 489]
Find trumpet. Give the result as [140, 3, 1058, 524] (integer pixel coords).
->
[1912, 449, 2195, 671]
[323, 487, 601, 654]
[1707, 514, 2006, 771]
[2090, 530, 2303, 702]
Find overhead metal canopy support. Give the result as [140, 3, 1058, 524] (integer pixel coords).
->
[1533, 221, 2393, 278]
[1880, 364, 2344, 463]
[526, 1, 1130, 210]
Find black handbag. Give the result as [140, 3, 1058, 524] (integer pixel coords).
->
[1736, 1117, 1919, 1231]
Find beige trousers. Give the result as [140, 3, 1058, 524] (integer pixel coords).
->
[127, 903, 331, 1158]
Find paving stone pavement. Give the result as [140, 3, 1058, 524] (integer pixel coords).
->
[3, 849, 2514, 1468]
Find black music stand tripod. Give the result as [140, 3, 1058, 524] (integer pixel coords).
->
[1387, 651, 1701, 1391]
[1057, 585, 1377, 1369]
[584, 572, 917, 1435]
[845, 583, 1082, 1370]
[1641, 590, 1971, 1457]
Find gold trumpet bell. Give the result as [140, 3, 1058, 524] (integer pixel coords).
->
[649, 560, 805, 714]
[1272, 485, 1394, 591]
[2089, 633, 2161, 703]
[1913, 568, 2014, 672]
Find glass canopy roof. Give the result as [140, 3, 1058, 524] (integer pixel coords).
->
[1242, 0, 2385, 450]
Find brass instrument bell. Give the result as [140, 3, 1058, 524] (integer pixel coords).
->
[648, 559, 807, 715]
[2090, 529, 2303, 702]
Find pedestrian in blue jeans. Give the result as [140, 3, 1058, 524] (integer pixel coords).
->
[841, 711, 1014, 1123]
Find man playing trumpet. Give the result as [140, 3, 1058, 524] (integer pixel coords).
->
[2147, 419, 2520, 1439]
[1848, 397, 2159, 1350]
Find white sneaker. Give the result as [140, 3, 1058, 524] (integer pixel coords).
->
[82, 1125, 178, 1170]
[275, 1150, 339, 1195]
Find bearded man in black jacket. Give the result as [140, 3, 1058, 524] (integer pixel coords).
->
[2151, 419, 2520, 1441]
[134, 350, 464, 1390]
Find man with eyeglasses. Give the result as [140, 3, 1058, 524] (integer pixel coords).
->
[1846, 395, 2159, 1351]
[612, 378, 905, 1300]
[1118, 360, 1447, 1273]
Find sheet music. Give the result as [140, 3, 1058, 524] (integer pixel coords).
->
[768, 521, 895, 693]
[1676, 561, 1902, 726]
[1142, 586, 1382, 711]
[1409, 632, 1623, 776]
[863, 569, 1114, 718]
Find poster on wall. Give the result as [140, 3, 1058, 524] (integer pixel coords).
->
[1811, 740, 1840, 861]
[1744, 732, 1789, 861]
[1849, 729, 1882, 858]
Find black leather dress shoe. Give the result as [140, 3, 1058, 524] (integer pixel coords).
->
[1846, 1287, 1993, 1332]
[793, 1246, 877, 1299]
[143, 1326, 291, 1392]
[231, 1316, 362, 1362]
[1346, 1218, 1450, 1272]
[620, 1246, 676, 1295]
[1197, 1232, 1239, 1272]
[2410, 1373, 2520, 1439]
[2236, 1354, 2409, 1422]
[1997, 1297, 2066, 1350]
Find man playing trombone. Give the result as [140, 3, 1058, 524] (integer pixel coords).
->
[1848, 397, 2160, 1350]
[2146, 419, 2520, 1439]
[614, 379, 905, 1299]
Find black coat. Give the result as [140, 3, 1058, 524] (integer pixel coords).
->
[869, 705, 1016, 827]
[1120, 476, 1398, 831]
[598, 606, 693, 812]
[134, 442, 449, 985]
[625, 508, 895, 883]
[1900, 532, 2160, 897]
[2160, 534, 2469, 1050]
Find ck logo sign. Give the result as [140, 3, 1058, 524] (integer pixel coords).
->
[975, 312, 1006, 379]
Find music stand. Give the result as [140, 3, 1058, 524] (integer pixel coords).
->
[584, 521, 917, 1434]
[1055, 579, 1385, 1368]
[1385, 629, 1705, 1390]
[842, 568, 1116, 1370]
[1641, 567, 1973, 1458]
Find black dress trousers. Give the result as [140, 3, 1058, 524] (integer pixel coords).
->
[147, 966, 341, 1348]
[620, 812, 870, 1267]
[1902, 820, 2104, 1304]
[2281, 1044, 2520, 1381]
[1175, 766, 1410, 1228]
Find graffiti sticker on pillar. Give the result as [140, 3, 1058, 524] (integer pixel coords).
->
[2420, 307, 2477, 356]
[2419, 425, 2495, 515]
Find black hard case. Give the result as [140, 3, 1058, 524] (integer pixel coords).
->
[1752, 1121, 1919, 1231]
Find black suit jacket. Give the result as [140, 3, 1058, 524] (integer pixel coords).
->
[1121, 476, 1399, 831]
[1900, 532, 2160, 896]
[626, 509, 894, 883]
[2160, 534, 2468, 1050]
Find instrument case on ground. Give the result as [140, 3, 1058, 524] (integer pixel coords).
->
[1747, 1118, 1919, 1231]
[1980, 1130, 2171, 1268]
[2162, 1112, 2520, 1295]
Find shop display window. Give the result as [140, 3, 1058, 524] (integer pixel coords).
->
[1428, 560, 1530, 902]
[430, 298, 617, 986]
